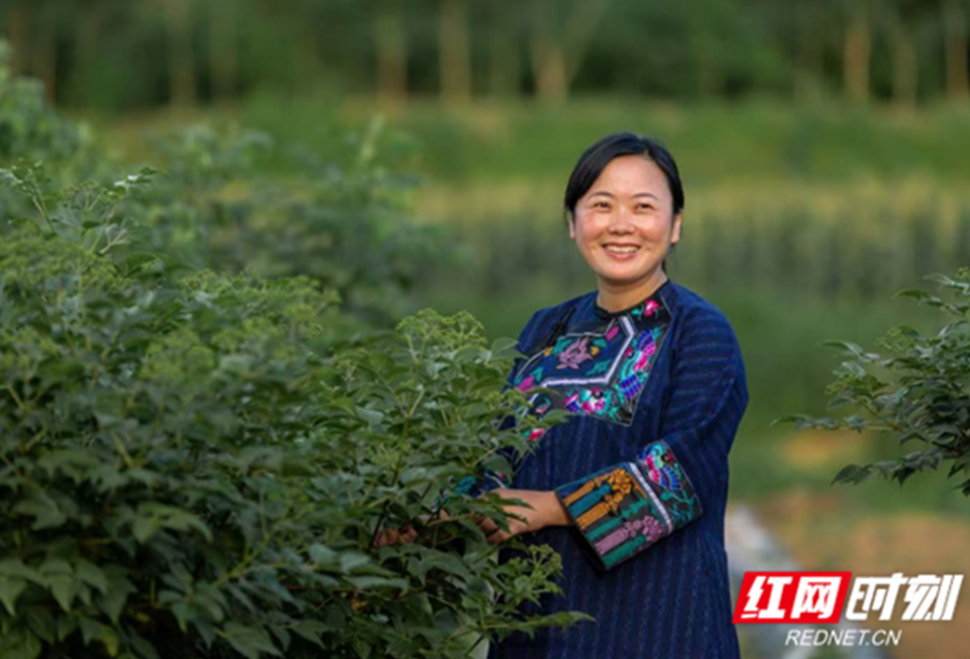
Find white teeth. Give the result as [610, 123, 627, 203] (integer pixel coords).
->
[605, 245, 638, 253]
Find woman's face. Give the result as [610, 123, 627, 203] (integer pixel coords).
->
[569, 154, 682, 290]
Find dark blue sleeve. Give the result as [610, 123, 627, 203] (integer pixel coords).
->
[554, 306, 749, 571]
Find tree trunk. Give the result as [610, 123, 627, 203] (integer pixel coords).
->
[794, 5, 823, 102]
[944, 0, 969, 101]
[529, 33, 566, 103]
[843, 6, 871, 104]
[5, 4, 31, 76]
[34, 14, 57, 103]
[487, 7, 520, 98]
[75, 6, 102, 107]
[375, 8, 407, 106]
[166, 0, 196, 107]
[526, 0, 609, 103]
[887, 19, 918, 110]
[439, 0, 471, 106]
[208, 0, 237, 101]
[561, 0, 610, 88]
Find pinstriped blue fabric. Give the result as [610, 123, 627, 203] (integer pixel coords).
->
[487, 280, 748, 659]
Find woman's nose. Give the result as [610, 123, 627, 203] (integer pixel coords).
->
[608, 209, 635, 232]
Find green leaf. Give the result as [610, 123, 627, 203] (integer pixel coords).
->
[129, 632, 160, 659]
[132, 516, 158, 544]
[290, 620, 328, 647]
[223, 623, 281, 659]
[356, 407, 385, 429]
[12, 495, 66, 530]
[47, 575, 77, 612]
[0, 577, 27, 615]
[490, 336, 520, 356]
[344, 576, 408, 590]
[0, 626, 42, 659]
[99, 566, 135, 624]
[352, 636, 372, 659]
[137, 503, 213, 542]
[55, 615, 77, 642]
[339, 551, 371, 573]
[23, 608, 56, 644]
[832, 464, 870, 485]
[75, 560, 108, 594]
[0, 560, 44, 585]
[309, 544, 338, 568]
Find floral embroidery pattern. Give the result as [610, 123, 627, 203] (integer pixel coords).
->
[554, 440, 701, 570]
[635, 441, 701, 528]
[512, 292, 671, 429]
[556, 337, 593, 370]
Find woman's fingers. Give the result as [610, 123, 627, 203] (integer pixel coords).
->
[477, 515, 514, 544]
[375, 524, 418, 547]
[486, 531, 507, 544]
[379, 512, 517, 548]
[375, 527, 400, 548]
[400, 525, 418, 543]
[476, 516, 497, 534]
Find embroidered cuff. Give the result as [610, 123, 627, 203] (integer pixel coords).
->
[554, 441, 701, 571]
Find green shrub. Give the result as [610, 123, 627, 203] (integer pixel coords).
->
[0, 165, 584, 658]
[0, 44, 448, 328]
[779, 269, 970, 493]
[0, 42, 88, 165]
[137, 120, 450, 325]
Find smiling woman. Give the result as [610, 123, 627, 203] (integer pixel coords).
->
[479, 132, 749, 659]
[567, 150, 682, 311]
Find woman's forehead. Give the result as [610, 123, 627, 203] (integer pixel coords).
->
[585, 156, 671, 198]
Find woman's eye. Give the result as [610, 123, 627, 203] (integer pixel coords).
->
[594, 201, 609, 208]
[637, 204, 653, 210]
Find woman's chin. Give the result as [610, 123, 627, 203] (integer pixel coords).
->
[594, 262, 647, 281]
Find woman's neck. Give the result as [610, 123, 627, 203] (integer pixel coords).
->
[596, 270, 668, 313]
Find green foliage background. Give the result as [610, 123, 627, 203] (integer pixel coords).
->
[0, 51, 589, 659]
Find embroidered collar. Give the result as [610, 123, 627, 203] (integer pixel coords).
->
[513, 281, 673, 430]
[591, 278, 674, 321]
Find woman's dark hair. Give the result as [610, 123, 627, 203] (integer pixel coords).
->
[563, 132, 685, 221]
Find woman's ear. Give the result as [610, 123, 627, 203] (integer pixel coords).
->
[671, 212, 683, 245]
[568, 211, 576, 240]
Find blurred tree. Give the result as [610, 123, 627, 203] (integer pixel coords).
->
[0, 0, 968, 109]
[843, 0, 872, 104]
[439, 0, 471, 105]
[943, 0, 969, 100]
[207, 0, 238, 100]
[373, 0, 408, 106]
[879, 0, 923, 109]
[525, 0, 611, 103]
[485, 0, 522, 98]
[33, 0, 61, 103]
[781, 0, 840, 102]
[163, 0, 196, 106]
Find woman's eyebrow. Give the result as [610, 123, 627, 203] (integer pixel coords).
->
[588, 191, 660, 200]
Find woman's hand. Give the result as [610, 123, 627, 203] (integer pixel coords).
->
[476, 489, 569, 544]
[374, 489, 571, 547]
[373, 510, 451, 548]
[374, 524, 419, 548]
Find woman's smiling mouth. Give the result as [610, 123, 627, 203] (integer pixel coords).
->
[603, 243, 641, 259]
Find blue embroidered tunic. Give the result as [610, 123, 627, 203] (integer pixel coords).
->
[487, 279, 748, 659]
